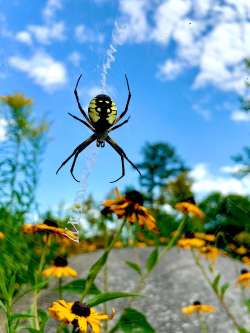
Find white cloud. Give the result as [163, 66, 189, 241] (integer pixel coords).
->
[0, 118, 7, 141]
[43, 0, 62, 20]
[9, 51, 67, 91]
[220, 164, 246, 174]
[113, 0, 150, 45]
[159, 59, 184, 80]
[68, 51, 82, 67]
[27, 21, 65, 44]
[115, 0, 250, 94]
[231, 110, 250, 122]
[16, 31, 32, 45]
[151, 0, 192, 44]
[190, 163, 250, 196]
[75, 25, 104, 44]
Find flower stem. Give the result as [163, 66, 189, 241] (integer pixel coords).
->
[197, 313, 208, 333]
[103, 223, 109, 333]
[191, 250, 241, 331]
[32, 242, 48, 330]
[58, 277, 63, 299]
[80, 218, 127, 301]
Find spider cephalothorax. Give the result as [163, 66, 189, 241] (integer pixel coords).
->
[56, 74, 141, 183]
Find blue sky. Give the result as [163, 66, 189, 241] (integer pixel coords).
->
[1, 0, 250, 212]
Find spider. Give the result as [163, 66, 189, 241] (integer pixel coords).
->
[56, 74, 141, 183]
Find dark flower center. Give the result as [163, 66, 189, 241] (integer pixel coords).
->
[71, 302, 91, 317]
[125, 190, 144, 205]
[54, 256, 68, 267]
[241, 269, 248, 274]
[193, 300, 201, 306]
[184, 196, 196, 205]
[185, 231, 195, 239]
[101, 207, 112, 217]
[44, 219, 58, 227]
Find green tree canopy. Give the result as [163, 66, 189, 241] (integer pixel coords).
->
[137, 142, 187, 205]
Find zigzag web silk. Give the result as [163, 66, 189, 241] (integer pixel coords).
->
[65, 21, 124, 240]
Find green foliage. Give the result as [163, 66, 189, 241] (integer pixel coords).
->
[87, 291, 139, 307]
[0, 93, 48, 214]
[146, 248, 159, 273]
[126, 261, 142, 276]
[233, 147, 250, 177]
[161, 171, 193, 205]
[110, 308, 156, 333]
[60, 279, 100, 295]
[138, 142, 187, 204]
[211, 274, 230, 300]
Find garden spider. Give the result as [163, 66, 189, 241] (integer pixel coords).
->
[56, 74, 141, 183]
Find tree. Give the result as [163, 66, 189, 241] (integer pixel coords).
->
[137, 142, 187, 205]
[160, 171, 193, 205]
[232, 59, 250, 175]
[0, 93, 49, 214]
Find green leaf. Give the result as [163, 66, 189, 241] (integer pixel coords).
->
[237, 328, 250, 333]
[212, 274, 221, 293]
[110, 308, 156, 333]
[10, 313, 34, 327]
[146, 248, 159, 273]
[87, 292, 139, 307]
[244, 299, 250, 313]
[83, 251, 109, 296]
[38, 309, 49, 332]
[220, 282, 230, 299]
[126, 261, 142, 276]
[0, 299, 7, 313]
[60, 279, 100, 295]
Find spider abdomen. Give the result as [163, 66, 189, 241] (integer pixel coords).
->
[88, 94, 117, 130]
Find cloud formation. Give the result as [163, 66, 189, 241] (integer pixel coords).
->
[190, 163, 250, 196]
[74, 25, 104, 44]
[8, 51, 67, 90]
[43, 0, 63, 20]
[231, 110, 250, 122]
[116, 0, 250, 94]
[16, 22, 65, 45]
[0, 118, 7, 141]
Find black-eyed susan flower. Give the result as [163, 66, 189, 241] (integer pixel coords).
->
[103, 190, 158, 233]
[175, 198, 204, 219]
[235, 246, 248, 256]
[182, 301, 216, 315]
[242, 256, 250, 265]
[237, 269, 250, 288]
[22, 219, 78, 241]
[0, 232, 5, 240]
[49, 300, 115, 333]
[1, 93, 32, 109]
[195, 232, 215, 242]
[178, 237, 205, 249]
[43, 256, 77, 278]
[199, 246, 220, 263]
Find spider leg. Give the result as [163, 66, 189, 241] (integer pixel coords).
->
[109, 116, 130, 132]
[108, 143, 125, 183]
[106, 136, 141, 182]
[68, 113, 94, 132]
[74, 74, 92, 124]
[113, 74, 131, 125]
[56, 134, 96, 177]
[70, 151, 81, 182]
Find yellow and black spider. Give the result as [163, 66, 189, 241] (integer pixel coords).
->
[56, 74, 141, 183]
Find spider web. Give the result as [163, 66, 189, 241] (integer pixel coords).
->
[65, 145, 99, 241]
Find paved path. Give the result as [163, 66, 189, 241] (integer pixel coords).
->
[44, 248, 250, 333]
[2, 248, 250, 332]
